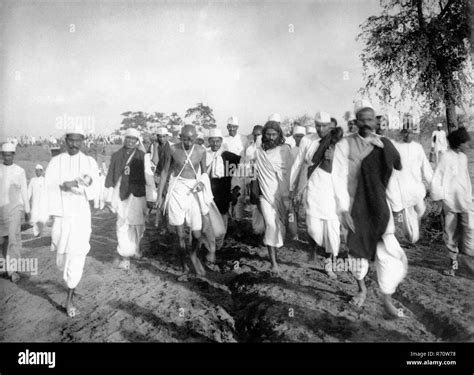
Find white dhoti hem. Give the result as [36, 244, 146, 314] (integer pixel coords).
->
[166, 176, 202, 231]
[51, 215, 91, 288]
[51, 216, 91, 256]
[350, 210, 408, 295]
[56, 252, 87, 289]
[115, 194, 147, 258]
[400, 200, 425, 244]
[260, 198, 286, 248]
[306, 216, 340, 256]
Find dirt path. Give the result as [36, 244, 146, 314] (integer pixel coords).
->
[1, 207, 473, 342]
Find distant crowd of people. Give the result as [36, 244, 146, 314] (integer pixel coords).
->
[6, 134, 123, 148]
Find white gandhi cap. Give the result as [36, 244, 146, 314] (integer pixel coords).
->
[1, 142, 16, 152]
[227, 116, 239, 126]
[292, 125, 306, 135]
[124, 128, 140, 139]
[268, 113, 281, 122]
[35, 164, 44, 170]
[354, 99, 374, 116]
[315, 111, 331, 124]
[306, 126, 316, 134]
[65, 123, 86, 137]
[208, 128, 223, 138]
[156, 127, 170, 136]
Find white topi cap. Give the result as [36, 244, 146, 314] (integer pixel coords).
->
[197, 132, 204, 139]
[268, 113, 281, 123]
[65, 124, 86, 137]
[354, 99, 374, 116]
[227, 116, 239, 126]
[1, 142, 16, 153]
[208, 128, 223, 138]
[437, 123, 443, 128]
[124, 128, 140, 139]
[306, 126, 316, 134]
[293, 125, 306, 135]
[315, 111, 331, 124]
[35, 164, 44, 170]
[156, 127, 170, 136]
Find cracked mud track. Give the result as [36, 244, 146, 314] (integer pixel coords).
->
[1, 206, 473, 343]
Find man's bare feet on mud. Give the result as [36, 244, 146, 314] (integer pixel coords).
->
[349, 290, 367, 307]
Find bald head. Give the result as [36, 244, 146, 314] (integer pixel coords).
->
[181, 125, 197, 150]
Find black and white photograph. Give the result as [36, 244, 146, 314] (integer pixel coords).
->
[0, 0, 473, 369]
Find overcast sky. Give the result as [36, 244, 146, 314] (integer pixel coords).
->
[0, 0, 382, 138]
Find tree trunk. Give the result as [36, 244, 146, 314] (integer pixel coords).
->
[443, 77, 458, 133]
[445, 102, 458, 134]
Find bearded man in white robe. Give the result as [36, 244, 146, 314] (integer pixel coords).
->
[45, 128, 99, 317]
[255, 121, 292, 274]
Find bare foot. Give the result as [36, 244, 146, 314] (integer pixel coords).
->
[66, 304, 80, 318]
[349, 290, 367, 307]
[118, 259, 130, 270]
[270, 265, 281, 275]
[325, 268, 338, 280]
[190, 253, 206, 276]
[383, 295, 404, 319]
[206, 252, 216, 264]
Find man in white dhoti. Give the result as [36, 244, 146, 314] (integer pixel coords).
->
[388, 128, 433, 244]
[431, 123, 448, 166]
[27, 164, 48, 237]
[155, 125, 210, 276]
[431, 127, 474, 276]
[332, 100, 407, 318]
[290, 112, 343, 279]
[222, 116, 248, 236]
[0, 142, 30, 283]
[255, 121, 292, 274]
[104, 128, 152, 270]
[45, 128, 99, 317]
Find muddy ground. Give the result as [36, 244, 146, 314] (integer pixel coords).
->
[1, 201, 473, 342]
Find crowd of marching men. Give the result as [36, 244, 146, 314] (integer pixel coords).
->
[1, 99, 473, 319]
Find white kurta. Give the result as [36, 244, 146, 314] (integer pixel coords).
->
[256, 144, 292, 248]
[290, 135, 340, 255]
[431, 129, 448, 153]
[332, 133, 407, 295]
[431, 149, 474, 260]
[387, 141, 433, 243]
[431, 149, 472, 213]
[28, 176, 49, 226]
[45, 152, 99, 289]
[0, 164, 30, 276]
[223, 133, 248, 220]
